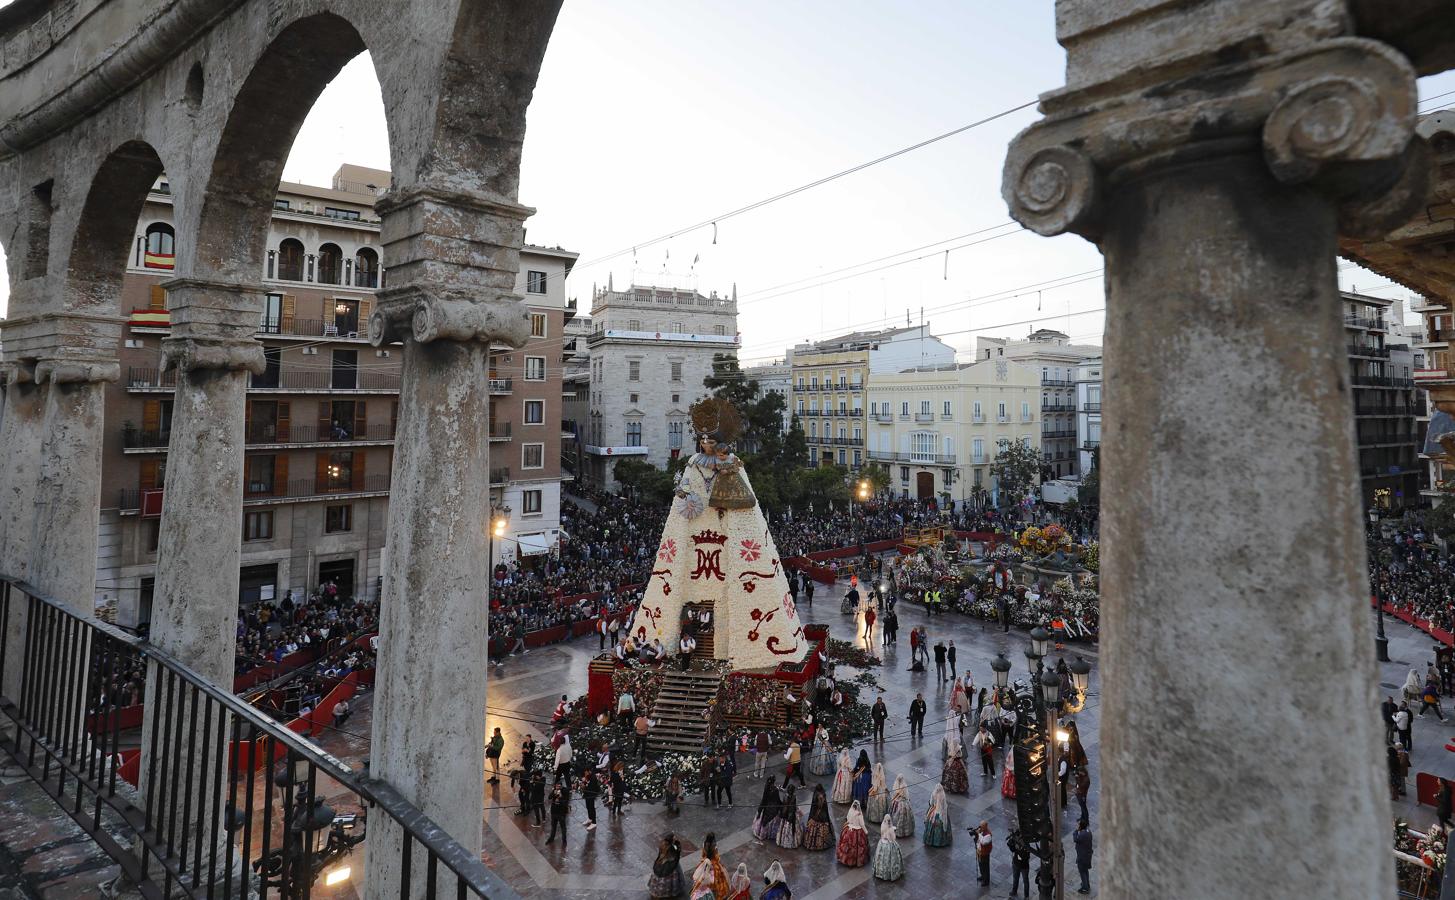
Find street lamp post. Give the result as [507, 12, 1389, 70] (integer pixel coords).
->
[1038, 667, 1064, 900]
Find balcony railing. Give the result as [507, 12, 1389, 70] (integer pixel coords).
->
[1346, 344, 1391, 358]
[489, 422, 512, 441]
[972, 415, 985, 424]
[1344, 314, 1388, 330]
[1083, 440, 1101, 449]
[490, 467, 511, 484]
[1042, 429, 1076, 439]
[914, 412, 935, 422]
[1041, 378, 1072, 386]
[122, 423, 396, 450]
[870, 411, 893, 422]
[1355, 405, 1417, 417]
[256, 318, 367, 339]
[867, 450, 956, 465]
[1082, 402, 1102, 412]
[1350, 375, 1415, 388]
[1042, 403, 1075, 412]
[245, 474, 391, 501]
[125, 367, 402, 393]
[488, 378, 513, 394]
[0, 578, 519, 900]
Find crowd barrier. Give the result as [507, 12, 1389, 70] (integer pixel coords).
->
[1382, 601, 1455, 647]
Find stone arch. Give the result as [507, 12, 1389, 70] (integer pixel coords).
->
[190, 12, 372, 283]
[317, 241, 342, 285]
[65, 140, 166, 315]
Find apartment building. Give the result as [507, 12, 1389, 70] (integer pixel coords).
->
[98, 166, 576, 625]
[975, 329, 1100, 480]
[1073, 357, 1103, 479]
[1411, 292, 1453, 505]
[584, 282, 739, 488]
[789, 324, 954, 469]
[742, 359, 792, 436]
[866, 358, 1040, 502]
[1344, 291, 1424, 509]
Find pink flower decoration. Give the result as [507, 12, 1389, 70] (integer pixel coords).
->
[658, 538, 677, 563]
[739, 538, 762, 562]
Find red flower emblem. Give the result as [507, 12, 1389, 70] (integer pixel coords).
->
[739, 538, 762, 562]
[658, 538, 677, 563]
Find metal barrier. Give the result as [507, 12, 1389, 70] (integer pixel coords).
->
[0, 578, 518, 899]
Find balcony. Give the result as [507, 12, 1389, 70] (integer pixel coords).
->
[490, 467, 511, 484]
[1042, 429, 1076, 439]
[1350, 375, 1415, 388]
[489, 378, 513, 394]
[244, 473, 392, 504]
[122, 422, 397, 452]
[1021, 414, 1034, 423]
[1082, 402, 1102, 412]
[1041, 378, 1072, 386]
[1344, 314, 1388, 331]
[997, 415, 1010, 423]
[126, 366, 401, 393]
[867, 450, 956, 465]
[1042, 403, 1075, 412]
[1355, 405, 1417, 417]
[489, 422, 512, 442]
[1083, 440, 1101, 449]
[256, 318, 369, 340]
[871, 411, 893, 422]
[1346, 344, 1391, 358]
[972, 414, 985, 424]
[914, 412, 935, 422]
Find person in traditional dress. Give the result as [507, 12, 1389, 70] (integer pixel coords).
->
[888, 774, 915, 837]
[752, 776, 783, 841]
[801, 784, 836, 851]
[831, 749, 854, 804]
[835, 801, 870, 867]
[690, 832, 730, 900]
[760, 860, 792, 900]
[1000, 749, 1017, 799]
[808, 725, 834, 776]
[864, 762, 889, 823]
[850, 750, 873, 808]
[922, 784, 952, 848]
[941, 726, 962, 763]
[942, 738, 970, 795]
[949, 677, 967, 722]
[727, 863, 752, 900]
[872, 815, 904, 882]
[775, 782, 803, 849]
[649, 833, 686, 899]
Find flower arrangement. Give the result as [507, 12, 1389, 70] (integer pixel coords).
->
[1083, 542, 1099, 573]
[612, 665, 662, 714]
[1019, 524, 1073, 558]
[826, 638, 883, 670]
[721, 674, 783, 721]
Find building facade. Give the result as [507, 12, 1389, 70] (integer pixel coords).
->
[1344, 291, 1424, 509]
[866, 358, 1040, 502]
[1074, 356, 1103, 480]
[1411, 292, 1452, 504]
[789, 325, 955, 469]
[98, 167, 575, 625]
[584, 283, 739, 488]
[742, 359, 792, 436]
[975, 329, 1101, 479]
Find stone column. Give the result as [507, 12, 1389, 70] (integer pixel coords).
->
[363, 188, 532, 899]
[0, 362, 45, 700]
[1004, 12, 1430, 898]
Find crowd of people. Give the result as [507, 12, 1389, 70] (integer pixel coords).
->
[1370, 521, 1455, 634]
[233, 584, 378, 676]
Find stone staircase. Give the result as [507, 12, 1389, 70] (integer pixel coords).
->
[647, 669, 723, 754]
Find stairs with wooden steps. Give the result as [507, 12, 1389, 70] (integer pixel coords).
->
[647, 668, 723, 754]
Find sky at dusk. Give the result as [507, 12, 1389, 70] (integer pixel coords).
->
[3, 1, 1454, 359]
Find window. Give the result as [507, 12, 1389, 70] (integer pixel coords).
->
[973, 401, 983, 421]
[943, 400, 952, 417]
[331, 348, 358, 390]
[973, 438, 985, 462]
[523, 490, 543, 514]
[920, 400, 931, 415]
[332, 299, 359, 336]
[524, 357, 546, 381]
[524, 400, 544, 424]
[869, 402, 877, 415]
[243, 510, 273, 541]
[324, 207, 361, 221]
[530, 313, 547, 337]
[713, 325, 726, 336]
[324, 451, 354, 491]
[354, 248, 379, 288]
[278, 239, 304, 281]
[839, 399, 847, 413]
[1022, 401, 1032, 421]
[1021, 435, 1032, 449]
[998, 401, 1008, 421]
[325, 504, 352, 534]
[838, 427, 846, 440]
[526, 271, 547, 294]
[630, 394, 639, 404]
[809, 422, 817, 438]
[854, 450, 862, 465]
[901, 402, 909, 416]
[246, 456, 276, 495]
[318, 243, 342, 285]
[522, 443, 545, 468]
[260, 293, 283, 334]
[900, 466, 909, 482]
[274, 199, 290, 211]
[670, 361, 683, 381]
[974, 467, 983, 486]
[911, 432, 935, 462]
[853, 427, 861, 440]
[668, 420, 684, 450]
[627, 319, 641, 331]
[671, 321, 683, 333]
[628, 360, 641, 381]
[838, 448, 846, 464]
[625, 422, 642, 447]
[144, 223, 175, 270]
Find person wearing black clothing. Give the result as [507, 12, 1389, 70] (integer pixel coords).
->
[871, 698, 888, 742]
[908, 693, 927, 739]
[582, 771, 601, 830]
[528, 771, 547, 827]
[1073, 821, 1094, 894]
[1440, 780, 1453, 829]
[933, 641, 948, 681]
[610, 763, 627, 817]
[700, 754, 718, 808]
[1381, 696, 1398, 745]
[716, 751, 736, 808]
[546, 781, 571, 847]
[1009, 828, 1032, 899]
[947, 641, 957, 678]
[805, 578, 814, 607]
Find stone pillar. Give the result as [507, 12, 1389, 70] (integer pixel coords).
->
[0, 362, 45, 700]
[1004, 10, 1431, 898]
[363, 188, 532, 899]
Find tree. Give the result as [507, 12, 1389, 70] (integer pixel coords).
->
[859, 461, 892, 496]
[798, 463, 851, 509]
[991, 439, 1041, 509]
[613, 458, 675, 505]
[1425, 495, 1455, 544]
[1080, 446, 1101, 512]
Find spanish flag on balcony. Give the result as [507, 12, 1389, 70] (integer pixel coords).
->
[143, 251, 174, 270]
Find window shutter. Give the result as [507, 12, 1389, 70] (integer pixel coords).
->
[323, 299, 335, 329]
[140, 459, 159, 490]
[149, 284, 167, 310]
[358, 299, 372, 334]
[351, 452, 365, 491]
[354, 400, 367, 440]
[277, 400, 290, 442]
[142, 399, 161, 434]
[315, 452, 329, 492]
[280, 294, 295, 331]
[318, 401, 332, 442]
[391, 401, 398, 438]
[273, 455, 288, 497]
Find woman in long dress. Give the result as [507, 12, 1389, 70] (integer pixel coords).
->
[726, 863, 752, 900]
[831, 749, 854, 804]
[888, 774, 914, 838]
[808, 725, 834, 776]
[752, 777, 783, 841]
[922, 784, 952, 848]
[948, 677, 967, 726]
[760, 861, 792, 900]
[872, 815, 904, 882]
[690, 832, 730, 900]
[864, 762, 889, 823]
[940, 727, 961, 763]
[649, 833, 685, 898]
[835, 801, 870, 867]
[1000, 749, 1017, 798]
[941, 739, 970, 795]
[775, 782, 803, 849]
[850, 750, 873, 808]
[801, 784, 835, 851]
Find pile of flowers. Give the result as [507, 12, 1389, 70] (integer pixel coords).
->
[612, 664, 662, 714]
[1083, 542, 1099, 573]
[1019, 524, 1073, 558]
[1419, 824, 1448, 873]
[721, 675, 783, 721]
[826, 638, 883, 670]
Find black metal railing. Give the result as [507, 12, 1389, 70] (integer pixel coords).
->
[245, 474, 391, 501]
[0, 578, 519, 899]
[125, 367, 403, 393]
[124, 424, 396, 449]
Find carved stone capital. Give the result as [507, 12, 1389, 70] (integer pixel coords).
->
[161, 337, 265, 375]
[369, 287, 531, 348]
[1004, 37, 1425, 239]
[33, 359, 121, 385]
[0, 360, 36, 386]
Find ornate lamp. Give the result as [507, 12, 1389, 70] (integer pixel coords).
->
[991, 653, 1011, 688]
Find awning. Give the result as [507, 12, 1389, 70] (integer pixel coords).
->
[517, 532, 553, 557]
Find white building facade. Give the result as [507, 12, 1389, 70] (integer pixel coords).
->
[742, 359, 793, 436]
[1074, 357, 1104, 479]
[585, 283, 739, 489]
[976, 330, 1101, 479]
